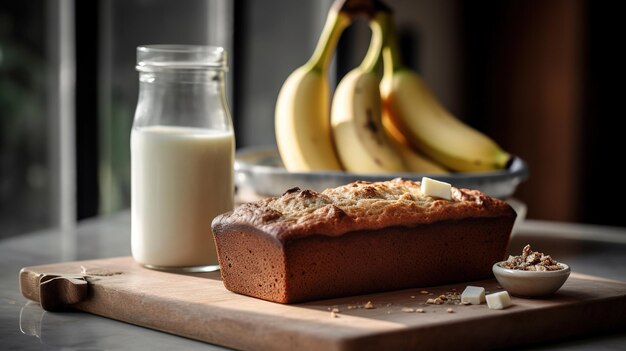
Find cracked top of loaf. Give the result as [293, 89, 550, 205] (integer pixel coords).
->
[212, 178, 516, 241]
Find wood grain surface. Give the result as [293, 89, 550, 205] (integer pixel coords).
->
[19, 257, 626, 351]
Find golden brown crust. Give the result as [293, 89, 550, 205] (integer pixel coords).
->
[213, 178, 515, 242]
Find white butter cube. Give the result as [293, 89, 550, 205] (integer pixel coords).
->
[461, 286, 485, 305]
[420, 177, 452, 200]
[486, 291, 512, 310]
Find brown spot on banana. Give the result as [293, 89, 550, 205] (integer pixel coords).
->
[364, 108, 384, 145]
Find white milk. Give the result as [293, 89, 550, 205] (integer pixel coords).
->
[131, 125, 234, 268]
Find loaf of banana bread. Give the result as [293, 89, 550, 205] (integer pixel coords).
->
[212, 178, 516, 303]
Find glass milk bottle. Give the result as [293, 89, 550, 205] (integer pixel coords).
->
[131, 45, 234, 272]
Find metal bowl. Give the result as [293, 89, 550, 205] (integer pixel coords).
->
[235, 147, 528, 199]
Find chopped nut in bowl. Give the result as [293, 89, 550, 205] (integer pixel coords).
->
[492, 245, 570, 297]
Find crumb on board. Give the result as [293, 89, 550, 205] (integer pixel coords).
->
[324, 290, 469, 317]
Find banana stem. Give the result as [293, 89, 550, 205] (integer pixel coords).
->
[360, 14, 384, 74]
[305, 10, 351, 72]
[379, 12, 404, 75]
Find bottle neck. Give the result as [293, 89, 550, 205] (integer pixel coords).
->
[134, 69, 232, 131]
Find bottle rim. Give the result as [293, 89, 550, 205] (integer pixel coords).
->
[136, 45, 228, 72]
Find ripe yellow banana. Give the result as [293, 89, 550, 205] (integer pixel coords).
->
[381, 75, 448, 174]
[330, 12, 405, 173]
[274, 6, 350, 172]
[379, 13, 511, 172]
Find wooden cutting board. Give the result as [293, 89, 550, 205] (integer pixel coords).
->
[19, 256, 626, 351]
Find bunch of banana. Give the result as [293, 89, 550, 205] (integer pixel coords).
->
[379, 13, 511, 172]
[275, 0, 510, 174]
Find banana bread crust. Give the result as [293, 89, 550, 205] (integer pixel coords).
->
[214, 178, 514, 241]
[212, 178, 516, 303]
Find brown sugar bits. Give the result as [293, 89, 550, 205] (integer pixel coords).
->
[500, 244, 562, 271]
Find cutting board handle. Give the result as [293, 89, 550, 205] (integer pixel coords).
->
[38, 274, 89, 311]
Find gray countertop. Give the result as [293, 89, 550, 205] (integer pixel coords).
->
[1, 211, 625, 350]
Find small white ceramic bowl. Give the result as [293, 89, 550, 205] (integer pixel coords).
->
[492, 262, 571, 297]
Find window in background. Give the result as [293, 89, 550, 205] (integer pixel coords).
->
[0, 1, 51, 239]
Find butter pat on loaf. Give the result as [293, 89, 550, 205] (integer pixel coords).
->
[212, 178, 516, 303]
[420, 177, 452, 200]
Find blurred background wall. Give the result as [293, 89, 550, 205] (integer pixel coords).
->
[0, 0, 621, 239]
